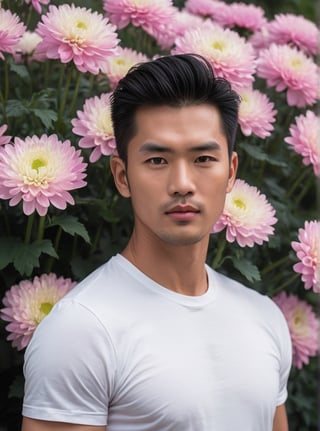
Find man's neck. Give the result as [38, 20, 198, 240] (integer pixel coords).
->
[121, 231, 209, 297]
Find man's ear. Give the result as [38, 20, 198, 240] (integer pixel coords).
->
[110, 156, 131, 198]
[226, 151, 238, 193]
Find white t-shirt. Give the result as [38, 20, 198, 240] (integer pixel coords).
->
[23, 254, 292, 430]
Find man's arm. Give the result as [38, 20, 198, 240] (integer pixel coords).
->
[273, 404, 289, 431]
[22, 417, 107, 431]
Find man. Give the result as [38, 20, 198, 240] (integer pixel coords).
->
[22, 54, 292, 431]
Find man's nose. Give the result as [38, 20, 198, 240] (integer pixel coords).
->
[167, 162, 196, 196]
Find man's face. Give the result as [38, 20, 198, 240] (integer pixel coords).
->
[111, 104, 238, 247]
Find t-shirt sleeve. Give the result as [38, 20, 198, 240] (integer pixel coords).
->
[271, 300, 292, 406]
[22, 299, 117, 426]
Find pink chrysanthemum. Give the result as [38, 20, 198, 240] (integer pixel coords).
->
[273, 292, 319, 369]
[213, 2, 267, 32]
[185, 0, 227, 19]
[173, 22, 256, 91]
[212, 179, 277, 247]
[257, 43, 318, 108]
[267, 14, 319, 56]
[174, 10, 205, 36]
[103, 0, 177, 44]
[285, 110, 320, 177]
[72, 93, 116, 163]
[35, 4, 119, 74]
[0, 124, 11, 146]
[249, 27, 270, 52]
[0, 273, 76, 350]
[13, 30, 44, 63]
[0, 9, 26, 60]
[291, 221, 320, 293]
[103, 47, 149, 90]
[238, 88, 277, 138]
[0, 134, 87, 216]
[155, 10, 205, 48]
[24, 0, 50, 14]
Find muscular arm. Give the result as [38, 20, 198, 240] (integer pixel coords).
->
[273, 404, 289, 431]
[22, 418, 107, 431]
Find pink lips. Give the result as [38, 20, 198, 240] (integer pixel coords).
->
[165, 205, 200, 221]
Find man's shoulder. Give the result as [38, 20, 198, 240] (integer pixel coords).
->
[209, 266, 284, 319]
[66, 254, 129, 299]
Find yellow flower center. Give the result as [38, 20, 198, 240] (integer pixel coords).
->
[291, 58, 302, 69]
[212, 41, 226, 51]
[76, 21, 88, 30]
[294, 315, 301, 326]
[131, 0, 150, 6]
[115, 58, 126, 66]
[39, 302, 54, 315]
[292, 309, 308, 336]
[32, 158, 47, 172]
[96, 110, 114, 136]
[233, 198, 246, 210]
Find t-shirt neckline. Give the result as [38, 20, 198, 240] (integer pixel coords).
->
[114, 253, 217, 308]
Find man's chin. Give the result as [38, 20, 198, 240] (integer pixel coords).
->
[157, 232, 209, 247]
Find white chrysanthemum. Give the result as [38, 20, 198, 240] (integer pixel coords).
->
[72, 93, 117, 163]
[13, 30, 44, 63]
[212, 179, 277, 247]
[35, 4, 119, 74]
[0, 134, 87, 216]
[238, 88, 277, 138]
[104, 47, 149, 89]
[173, 21, 256, 91]
[0, 273, 76, 350]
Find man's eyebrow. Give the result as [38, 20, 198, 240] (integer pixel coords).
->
[139, 141, 222, 153]
[189, 142, 222, 152]
[139, 143, 171, 153]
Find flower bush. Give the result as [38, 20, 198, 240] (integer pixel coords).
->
[0, 0, 318, 429]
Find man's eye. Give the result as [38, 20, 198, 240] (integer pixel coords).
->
[147, 157, 166, 165]
[195, 155, 215, 163]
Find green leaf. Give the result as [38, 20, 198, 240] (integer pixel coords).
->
[6, 99, 29, 117]
[0, 237, 20, 270]
[13, 240, 58, 276]
[9, 62, 31, 82]
[31, 108, 57, 128]
[239, 143, 286, 167]
[232, 257, 261, 283]
[49, 215, 91, 244]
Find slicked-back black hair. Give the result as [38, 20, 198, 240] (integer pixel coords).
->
[110, 54, 240, 162]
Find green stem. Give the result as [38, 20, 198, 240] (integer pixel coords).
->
[45, 226, 62, 273]
[57, 64, 64, 107]
[58, 66, 72, 120]
[26, 8, 34, 28]
[90, 220, 103, 257]
[261, 255, 289, 275]
[68, 72, 81, 117]
[269, 273, 299, 296]
[43, 61, 50, 88]
[36, 216, 46, 241]
[0, 88, 7, 122]
[24, 213, 35, 244]
[87, 74, 95, 97]
[295, 175, 313, 205]
[286, 169, 309, 199]
[4, 58, 9, 100]
[54, 226, 62, 251]
[212, 236, 227, 269]
[2, 208, 11, 236]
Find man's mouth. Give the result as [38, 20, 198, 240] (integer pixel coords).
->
[165, 205, 200, 220]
